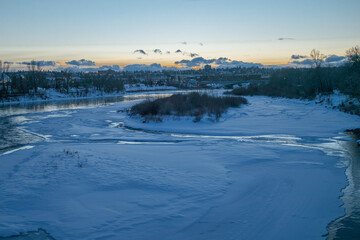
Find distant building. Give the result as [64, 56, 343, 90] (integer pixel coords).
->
[0, 73, 11, 83]
[204, 64, 212, 71]
[98, 69, 116, 75]
[0, 73, 11, 91]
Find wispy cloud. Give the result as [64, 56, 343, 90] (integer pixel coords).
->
[175, 49, 199, 58]
[278, 37, 295, 41]
[133, 49, 147, 55]
[153, 49, 162, 54]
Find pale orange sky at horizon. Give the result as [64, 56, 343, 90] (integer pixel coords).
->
[1, 0, 359, 69]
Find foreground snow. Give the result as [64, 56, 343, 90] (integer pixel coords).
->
[0, 96, 359, 239]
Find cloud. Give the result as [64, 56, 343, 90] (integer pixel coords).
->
[18, 60, 57, 67]
[166, 51, 171, 54]
[289, 54, 347, 67]
[291, 59, 315, 66]
[175, 57, 214, 67]
[65, 59, 96, 66]
[181, 42, 187, 45]
[56, 64, 121, 72]
[153, 49, 162, 54]
[278, 37, 295, 41]
[325, 55, 346, 63]
[97, 65, 121, 71]
[133, 49, 147, 55]
[175, 57, 263, 68]
[175, 49, 198, 58]
[199, 42, 204, 46]
[291, 55, 307, 60]
[214, 57, 231, 64]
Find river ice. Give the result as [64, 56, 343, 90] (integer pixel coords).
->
[0, 96, 359, 239]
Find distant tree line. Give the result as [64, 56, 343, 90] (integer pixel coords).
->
[227, 46, 360, 99]
[0, 61, 124, 99]
[1, 46, 359, 101]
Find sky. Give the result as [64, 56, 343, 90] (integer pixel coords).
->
[1, 0, 360, 70]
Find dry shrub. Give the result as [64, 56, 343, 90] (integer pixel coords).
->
[130, 92, 247, 122]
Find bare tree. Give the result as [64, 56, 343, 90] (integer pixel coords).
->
[0, 61, 11, 95]
[346, 45, 360, 70]
[27, 60, 36, 72]
[0, 61, 11, 78]
[61, 70, 72, 94]
[0, 61, 11, 73]
[27, 60, 44, 93]
[310, 49, 325, 68]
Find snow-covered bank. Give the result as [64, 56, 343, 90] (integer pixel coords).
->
[315, 90, 360, 116]
[0, 96, 359, 239]
[124, 84, 177, 92]
[0, 86, 177, 105]
[125, 96, 360, 138]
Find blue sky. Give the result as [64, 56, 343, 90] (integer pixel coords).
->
[1, 0, 359, 68]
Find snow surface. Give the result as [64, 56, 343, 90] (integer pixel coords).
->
[0, 95, 359, 239]
[125, 96, 359, 138]
[315, 90, 360, 110]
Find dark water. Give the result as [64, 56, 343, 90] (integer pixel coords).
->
[0, 94, 157, 117]
[326, 137, 360, 240]
[0, 97, 123, 116]
[0, 93, 178, 154]
[0, 96, 123, 153]
[0, 116, 43, 153]
[0, 89, 208, 117]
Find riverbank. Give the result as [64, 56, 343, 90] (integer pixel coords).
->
[125, 96, 359, 138]
[226, 87, 360, 117]
[345, 128, 360, 146]
[0, 95, 359, 239]
[0, 86, 177, 106]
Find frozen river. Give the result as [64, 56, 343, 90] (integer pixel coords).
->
[0, 91, 359, 239]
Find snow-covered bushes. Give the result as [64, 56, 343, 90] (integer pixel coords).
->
[129, 92, 248, 122]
